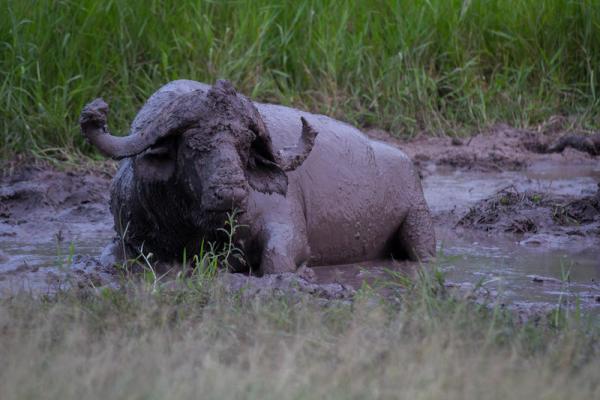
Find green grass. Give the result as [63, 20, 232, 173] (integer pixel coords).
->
[2, 0, 600, 158]
[0, 265, 598, 400]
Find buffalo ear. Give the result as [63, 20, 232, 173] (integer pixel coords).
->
[246, 136, 288, 196]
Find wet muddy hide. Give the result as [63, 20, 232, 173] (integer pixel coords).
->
[78, 80, 436, 274]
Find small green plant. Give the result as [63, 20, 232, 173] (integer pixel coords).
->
[54, 231, 75, 270]
[112, 210, 247, 293]
[549, 262, 574, 329]
[188, 210, 246, 278]
[530, 193, 542, 204]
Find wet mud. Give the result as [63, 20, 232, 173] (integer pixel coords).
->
[370, 122, 598, 175]
[1, 125, 599, 317]
[0, 162, 115, 293]
[457, 185, 600, 237]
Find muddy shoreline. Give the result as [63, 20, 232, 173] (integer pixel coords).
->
[1, 125, 599, 315]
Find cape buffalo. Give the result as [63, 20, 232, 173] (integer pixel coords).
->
[80, 79, 435, 274]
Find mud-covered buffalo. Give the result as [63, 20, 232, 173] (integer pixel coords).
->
[79, 80, 436, 274]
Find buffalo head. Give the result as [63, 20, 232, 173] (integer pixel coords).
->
[80, 80, 318, 218]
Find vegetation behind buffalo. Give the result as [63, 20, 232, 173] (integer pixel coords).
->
[2, 0, 600, 158]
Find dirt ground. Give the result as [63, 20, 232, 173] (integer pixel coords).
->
[0, 159, 116, 290]
[369, 122, 598, 176]
[456, 184, 600, 236]
[0, 125, 599, 305]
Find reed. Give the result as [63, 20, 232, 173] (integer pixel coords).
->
[1, 0, 599, 157]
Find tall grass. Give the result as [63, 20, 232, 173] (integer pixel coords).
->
[2, 0, 600, 157]
[0, 268, 598, 399]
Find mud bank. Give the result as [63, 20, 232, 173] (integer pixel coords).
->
[370, 122, 599, 175]
[457, 185, 600, 237]
[0, 162, 115, 292]
[1, 126, 599, 316]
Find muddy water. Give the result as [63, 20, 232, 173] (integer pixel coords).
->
[425, 162, 599, 313]
[314, 162, 600, 314]
[0, 168, 115, 293]
[0, 224, 113, 294]
[1, 162, 599, 314]
[435, 227, 599, 310]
